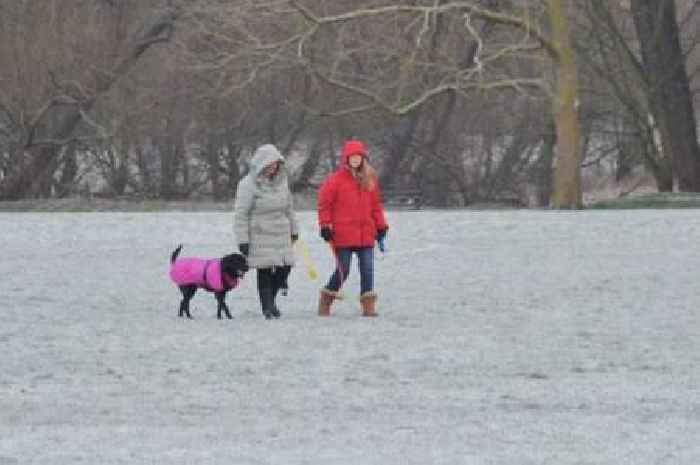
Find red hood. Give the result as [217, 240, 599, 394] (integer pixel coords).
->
[341, 139, 368, 166]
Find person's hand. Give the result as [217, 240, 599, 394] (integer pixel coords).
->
[291, 234, 299, 243]
[376, 228, 387, 242]
[320, 226, 333, 242]
[238, 243, 249, 256]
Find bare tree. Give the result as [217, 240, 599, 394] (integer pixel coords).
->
[4, 0, 696, 205]
[283, 1, 584, 207]
[0, 0, 179, 200]
[573, 0, 699, 193]
[630, 0, 700, 191]
[548, 0, 583, 208]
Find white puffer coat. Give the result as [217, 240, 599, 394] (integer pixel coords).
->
[233, 144, 298, 268]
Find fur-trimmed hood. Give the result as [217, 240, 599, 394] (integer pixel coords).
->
[250, 144, 286, 184]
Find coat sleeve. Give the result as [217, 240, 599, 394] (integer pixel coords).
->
[286, 185, 299, 236]
[371, 184, 388, 231]
[317, 174, 337, 227]
[233, 177, 254, 244]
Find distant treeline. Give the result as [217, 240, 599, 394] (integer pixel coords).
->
[1, 1, 698, 207]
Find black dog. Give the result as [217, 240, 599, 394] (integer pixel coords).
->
[169, 245, 249, 319]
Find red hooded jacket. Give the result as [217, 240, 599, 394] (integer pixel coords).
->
[318, 140, 388, 247]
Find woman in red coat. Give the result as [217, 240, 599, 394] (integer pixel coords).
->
[317, 139, 389, 317]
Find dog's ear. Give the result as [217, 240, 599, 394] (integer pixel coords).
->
[222, 253, 249, 276]
[232, 253, 248, 268]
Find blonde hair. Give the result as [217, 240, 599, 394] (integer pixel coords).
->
[350, 159, 378, 191]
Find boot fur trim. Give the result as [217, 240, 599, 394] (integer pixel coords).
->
[318, 288, 338, 317]
[320, 288, 342, 298]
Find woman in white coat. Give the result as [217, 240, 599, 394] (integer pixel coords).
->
[234, 144, 298, 319]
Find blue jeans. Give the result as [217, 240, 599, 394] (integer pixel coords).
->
[326, 247, 374, 294]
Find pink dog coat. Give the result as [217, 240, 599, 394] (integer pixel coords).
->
[170, 258, 240, 292]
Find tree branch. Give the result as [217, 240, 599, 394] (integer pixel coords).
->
[290, 1, 558, 57]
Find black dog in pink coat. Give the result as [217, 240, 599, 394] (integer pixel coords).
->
[169, 244, 249, 319]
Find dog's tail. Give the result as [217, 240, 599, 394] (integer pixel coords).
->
[171, 244, 184, 264]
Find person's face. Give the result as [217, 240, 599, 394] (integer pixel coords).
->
[262, 161, 280, 178]
[348, 154, 363, 169]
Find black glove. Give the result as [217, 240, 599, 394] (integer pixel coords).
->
[291, 234, 299, 243]
[238, 243, 249, 256]
[320, 226, 333, 242]
[376, 228, 387, 241]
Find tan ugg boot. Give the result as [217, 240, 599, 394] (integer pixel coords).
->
[360, 291, 378, 317]
[318, 288, 338, 316]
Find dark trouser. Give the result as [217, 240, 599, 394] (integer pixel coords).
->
[325, 247, 374, 294]
[257, 266, 291, 296]
[257, 266, 291, 317]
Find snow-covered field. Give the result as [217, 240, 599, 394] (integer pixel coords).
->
[2, 210, 699, 464]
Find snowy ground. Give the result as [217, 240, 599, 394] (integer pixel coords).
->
[1, 209, 699, 464]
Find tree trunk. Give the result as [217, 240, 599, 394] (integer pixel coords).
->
[549, 0, 583, 209]
[630, 0, 700, 191]
[3, 111, 82, 200]
[134, 146, 155, 197]
[112, 149, 129, 196]
[225, 139, 242, 197]
[206, 142, 226, 201]
[56, 143, 78, 198]
[533, 117, 556, 207]
[380, 114, 421, 188]
[641, 117, 673, 191]
[160, 140, 182, 200]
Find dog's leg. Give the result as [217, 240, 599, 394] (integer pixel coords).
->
[215, 292, 233, 319]
[179, 285, 197, 319]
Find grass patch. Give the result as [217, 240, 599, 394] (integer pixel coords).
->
[587, 192, 700, 209]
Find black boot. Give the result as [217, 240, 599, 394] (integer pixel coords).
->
[270, 285, 281, 318]
[258, 287, 275, 320]
[269, 266, 290, 319]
